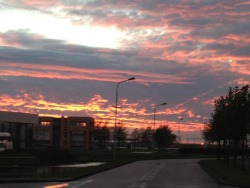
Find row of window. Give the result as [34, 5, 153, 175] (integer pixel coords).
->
[34, 131, 86, 141]
[40, 121, 87, 127]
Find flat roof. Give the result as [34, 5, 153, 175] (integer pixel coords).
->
[0, 111, 38, 124]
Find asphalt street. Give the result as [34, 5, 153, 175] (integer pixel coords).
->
[0, 159, 236, 188]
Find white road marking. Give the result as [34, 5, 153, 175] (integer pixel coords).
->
[128, 163, 165, 188]
[165, 185, 200, 188]
[69, 180, 93, 188]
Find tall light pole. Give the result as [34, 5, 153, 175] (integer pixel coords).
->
[153, 102, 167, 130]
[178, 116, 183, 143]
[113, 77, 135, 162]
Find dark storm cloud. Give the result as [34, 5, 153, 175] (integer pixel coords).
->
[0, 30, 196, 74]
[0, 30, 137, 69]
[0, 30, 195, 87]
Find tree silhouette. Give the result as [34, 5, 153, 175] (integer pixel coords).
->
[116, 126, 127, 148]
[154, 125, 177, 151]
[203, 85, 250, 170]
[94, 125, 110, 149]
[142, 127, 154, 149]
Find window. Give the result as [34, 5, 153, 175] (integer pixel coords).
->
[71, 132, 84, 141]
[71, 121, 86, 127]
[34, 131, 50, 141]
[40, 122, 51, 126]
[79, 122, 86, 127]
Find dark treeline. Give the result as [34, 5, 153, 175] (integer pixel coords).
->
[93, 124, 177, 151]
[132, 125, 176, 150]
[203, 85, 250, 170]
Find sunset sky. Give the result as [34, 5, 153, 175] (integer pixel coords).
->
[0, 0, 249, 142]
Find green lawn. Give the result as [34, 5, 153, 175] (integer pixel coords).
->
[0, 149, 214, 181]
[1, 150, 249, 187]
[198, 159, 250, 187]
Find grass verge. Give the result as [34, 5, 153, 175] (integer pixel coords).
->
[0, 149, 214, 181]
[198, 159, 250, 187]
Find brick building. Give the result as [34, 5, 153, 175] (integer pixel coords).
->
[35, 116, 94, 150]
[0, 111, 95, 150]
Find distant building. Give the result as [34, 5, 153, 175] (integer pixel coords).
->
[0, 111, 95, 151]
[0, 111, 38, 150]
[34, 116, 94, 150]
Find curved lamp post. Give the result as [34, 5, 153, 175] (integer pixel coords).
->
[153, 102, 167, 130]
[113, 77, 135, 162]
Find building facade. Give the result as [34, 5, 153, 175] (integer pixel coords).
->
[0, 111, 95, 150]
[0, 111, 38, 150]
[35, 116, 94, 150]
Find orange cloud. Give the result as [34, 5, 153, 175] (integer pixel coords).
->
[202, 99, 214, 106]
[0, 62, 192, 84]
[0, 91, 209, 133]
[230, 61, 250, 75]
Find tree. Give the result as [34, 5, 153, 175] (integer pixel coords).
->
[212, 95, 231, 163]
[229, 85, 250, 169]
[142, 127, 154, 149]
[131, 128, 143, 143]
[203, 85, 250, 170]
[93, 126, 110, 149]
[116, 126, 127, 148]
[154, 125, 177, 151]
[202, 120, 216, 144]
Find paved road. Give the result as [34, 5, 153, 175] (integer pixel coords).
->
[0, 159, 236, 188]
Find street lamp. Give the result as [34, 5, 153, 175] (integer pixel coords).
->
[178, 116, 183, 144]
[153, 102, 167, 130]
[113, 77, 135, 162]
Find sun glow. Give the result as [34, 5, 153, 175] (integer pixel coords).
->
[0, 9, 124, 49]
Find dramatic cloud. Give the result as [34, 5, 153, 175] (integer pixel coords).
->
[0, 0, 249, 142]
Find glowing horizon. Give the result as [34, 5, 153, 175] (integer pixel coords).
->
[0, 0, 249, 141]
